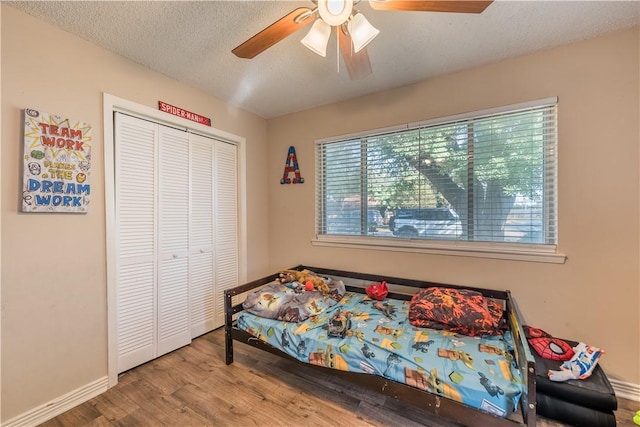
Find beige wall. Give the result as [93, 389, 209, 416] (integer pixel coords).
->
[1, 5, 270, 421]
[268, 27, 640, 384]
[1, 3, 638, 422]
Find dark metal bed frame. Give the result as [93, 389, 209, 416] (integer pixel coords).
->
[224, 265, 537, 427]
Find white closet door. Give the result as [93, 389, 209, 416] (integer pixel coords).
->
[157, 126, 191, 355]
[213, 141, 239, 328]
[115, 113, 158, 373]
[189, 134, 215, 337]
[114, 113, 239, 370]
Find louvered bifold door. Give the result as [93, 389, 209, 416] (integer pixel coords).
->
[114, 113, 158, 373]
[213, 140, 239, 328]
[157, 126, 191, 355]
[189, 134, 215, 337]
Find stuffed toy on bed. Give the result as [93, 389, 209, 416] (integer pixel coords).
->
[277, 269, 331, 295]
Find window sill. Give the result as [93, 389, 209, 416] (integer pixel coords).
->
[311, 235, 567, 264]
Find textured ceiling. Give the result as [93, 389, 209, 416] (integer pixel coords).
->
[6, 1, 640, 119]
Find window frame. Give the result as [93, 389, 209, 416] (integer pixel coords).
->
[312, 97, 566, 264]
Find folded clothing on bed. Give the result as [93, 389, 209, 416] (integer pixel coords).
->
[408, 287, 504, 336]
[242, 279, 345, 322]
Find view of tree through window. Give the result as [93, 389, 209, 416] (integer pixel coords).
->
[316, 102, 557, 245]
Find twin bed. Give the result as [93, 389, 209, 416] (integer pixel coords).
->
[224, 266, 537, 426]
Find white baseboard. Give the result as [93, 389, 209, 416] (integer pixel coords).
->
[3, 376, 109, 427]
[611, 379, 640, 403]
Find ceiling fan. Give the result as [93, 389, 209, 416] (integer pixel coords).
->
[232, 0, 493, 80]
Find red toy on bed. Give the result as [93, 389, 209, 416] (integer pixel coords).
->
[366, 281, 388, 301]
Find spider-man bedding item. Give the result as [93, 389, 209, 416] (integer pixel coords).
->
[532, 339, 617, 427]
[225, 266, 538, 427]
[528, 338, 574, 362]
[408, 287, 504, 336]
[523, 325, 574, 362]
[523, 325, 550, 339]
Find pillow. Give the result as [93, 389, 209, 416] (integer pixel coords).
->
[523, 325, 575, 361]
[243, 279, 345, 322]
[408, 287, 504, 336]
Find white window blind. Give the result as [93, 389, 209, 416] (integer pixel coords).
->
[315, 100, 558, 247]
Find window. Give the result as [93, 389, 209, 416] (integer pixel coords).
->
[315, 98, 559, 260]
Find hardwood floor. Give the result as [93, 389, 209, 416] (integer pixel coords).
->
[41, 329, 638, 427]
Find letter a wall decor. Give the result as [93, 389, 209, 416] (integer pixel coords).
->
[281, 145, 304, 184]
[22, 108, 92, 213]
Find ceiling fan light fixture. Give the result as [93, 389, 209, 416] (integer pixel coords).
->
[318, 0, 354, 26]
[301, 19, 332, 57]
[348, 12, 380, 53]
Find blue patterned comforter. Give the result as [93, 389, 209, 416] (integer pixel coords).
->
[237, 289, 523, 417]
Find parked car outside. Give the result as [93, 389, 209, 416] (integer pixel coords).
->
[326, 209, 384, 234]
[390, 208, 462, 239]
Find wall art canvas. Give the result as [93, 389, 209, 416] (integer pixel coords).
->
[22, 108, 92, 213]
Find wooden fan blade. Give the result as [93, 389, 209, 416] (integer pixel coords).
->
[369, 1, 493, 13]
[232, 7, 314, 59]
[338, 27, 372, 80]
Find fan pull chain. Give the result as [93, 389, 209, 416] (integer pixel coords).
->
[336, 31, 340, 74]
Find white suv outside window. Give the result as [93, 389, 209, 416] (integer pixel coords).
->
[391, 208, 462, 239]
